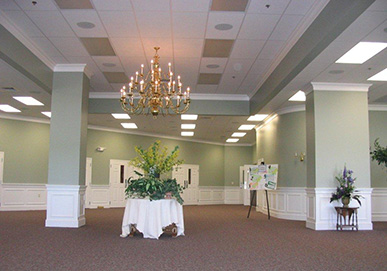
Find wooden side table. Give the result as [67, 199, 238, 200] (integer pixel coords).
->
[335, 207, 359, 231]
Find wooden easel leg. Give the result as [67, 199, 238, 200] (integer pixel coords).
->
[247, 190, 257, 218]
[265, 190, 270, 220]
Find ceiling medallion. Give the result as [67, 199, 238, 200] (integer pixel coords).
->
[120, 47, 190, 118]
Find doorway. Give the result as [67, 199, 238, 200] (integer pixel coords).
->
[173, 164, 199, 205]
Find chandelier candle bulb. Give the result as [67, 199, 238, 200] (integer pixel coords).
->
[140, 64, 144, 75]
[168, 62, 171, 73]
[135, 72, 138, 83]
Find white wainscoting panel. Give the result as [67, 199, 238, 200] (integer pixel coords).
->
[371, 188, 387, 221]
[88, 185, 110, 208]
[224, 186, 243, 204]
[0, 184, 46, 210]
[256, 187, 307, 221]
[198, 186, 224, 205]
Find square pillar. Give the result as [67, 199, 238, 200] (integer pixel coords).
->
[45, 64, 91, 228]
[306, 83, 373, 230]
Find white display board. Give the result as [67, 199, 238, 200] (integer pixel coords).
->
[248, 164, 278, 190]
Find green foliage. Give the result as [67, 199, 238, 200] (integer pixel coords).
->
[330, 166, 362, 206]
[370, 138, 387, 168]
[129, 141, 184, 177]
[162, 178, 184, 205]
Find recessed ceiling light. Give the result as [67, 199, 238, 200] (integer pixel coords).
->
[76, 22, 95, 29]
[206, 64, 220, 69]
[238, 124, 255, 130]
[328, 70, 344, 74]
[13, 96, 44, 106]
[226, 138, 239, 143]
[41, 111, 51, 118]
[247, 114, 268, 121]
[121, 123, 137, 129]
[0, 104, 21, 112]
[232, 132, 246, 137]
[335, 42, 387, 64]
[102, 63, 116, 67]
[215, 23, 233, 31]
[289, 91, 306, 101]
[181, 131, 194, 136]
[112, 113, 130, 119]
[181, 124, 196, 129]
[181, 114, 198, 120]
[368, 67, 387, 81]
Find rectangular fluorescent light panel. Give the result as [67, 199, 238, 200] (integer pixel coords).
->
[289, 90, 306, 101]
[112, 113, 131, 119]
[232, 132, 246, 137]
[238, 124, 255, 130]
[0, 104, 21, 112]
[41, 111, 51, 118]
[247, 114, 268, 121]
[368, 67, 387, 81]
[121, 123, 137, 129]
[335, 42, 387, 64]
[226, 138, 239, 143]
[181, 124, 196, 129]
[13, 96, 44, 106]
[181, 114, 198, 120]
[181, 131, 194, 136]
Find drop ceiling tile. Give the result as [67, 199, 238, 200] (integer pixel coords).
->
[93, 56, 124, 72]
[62, 10, 107, 37]
[200, 58, 228, 73]
[90, 71, 114, 91]
[224, 58, 254, 74]
[3, 10, 44, 37]
[172, 12, 207, 39]
[206, 12, 245, 40]
[243, 72, 264, 87]
[238, 13, 281, 40]
[92, 0, 132, 10]
[285, 0, 316, 15]
[218, 73, 244, 93]
[198, 73, 222, 84]
[30, 37, 63, 57]
[80, 38, 116, 56]
[247, 0, 290, 14]
[172, 73, 197, 90]
[15, 0, 58, 10]
[99, 11, 139, 37]
[230, 39, 265, 59]
[131, 0, 170, 11]
[51, 56, 69, 64]
[211, 0, 248, 12]
[25, 10, 75, 37]
[103, 72, 128, 83]
[110, 38, 144, 57]
[0, 1, 21, 10]
[174, 39, 204, 58]
[172, 0, 211, 11]
[121, 56, 148, 75]
[174, 58, 201, 75]
[364, 20, 387, 43]
[110, 83, 126, 92]
[365, 0, 387, 12]
[136, 12, 172, 38]
[195, 84, 218, 93]
[142, 38, 173, 59]
[257, 40, 285, 59]
[54, 0, 93, 9]
[269, 14, 303, 41]
[203, 39, 234, 57]
[49, 37, 90, 57]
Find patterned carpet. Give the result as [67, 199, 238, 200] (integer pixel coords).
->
[1, 205, 386, 271]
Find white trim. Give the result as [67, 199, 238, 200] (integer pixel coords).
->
[0, 11, 56, 70]
[197, 186, 243, 205]
[311, 82, 372, 92]
[0, 183, 46, 211]
[372, 188, 387, 221]
[276, 105, 305, 115]
[369, 104, 387, 111]
[54, 64, 93, 79]
[88, 185, 110, 209]
[0, 113, 50, 124]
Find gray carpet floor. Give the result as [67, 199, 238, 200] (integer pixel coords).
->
[1, 205, 386, 271]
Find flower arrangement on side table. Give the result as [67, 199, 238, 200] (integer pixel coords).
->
[125, 141, 185, 205]
[330, 165, 362, 207]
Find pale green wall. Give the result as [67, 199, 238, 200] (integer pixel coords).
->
[256, 111, 307, 187]
[369, 111, 387, 187]
[0, 118, 49, 184]
[224, 146, 255, 186]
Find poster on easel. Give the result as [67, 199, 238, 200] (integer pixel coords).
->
[248, 164, 278, 190]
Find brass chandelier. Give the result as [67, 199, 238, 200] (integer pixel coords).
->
[120, 47, 191, 117]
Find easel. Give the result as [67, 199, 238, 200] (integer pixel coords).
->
[247, 162, 271, 220]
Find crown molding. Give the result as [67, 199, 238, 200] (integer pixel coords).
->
[0, 10, 56, 70]
[276, 105, 305, 115]
[0, 112, 50, 124]
[311, 82, 372, 92]
[54, 64, 93, 79]
[369, 104, 387, 111]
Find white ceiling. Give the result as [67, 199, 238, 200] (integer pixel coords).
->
[0, 0, 386, 145]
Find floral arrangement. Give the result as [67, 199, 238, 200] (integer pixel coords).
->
[370, 138, 387, 168]
[330, 165, 362, 206]
[129, 140, 183, 178]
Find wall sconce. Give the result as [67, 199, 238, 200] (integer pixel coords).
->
[96, 146, 106, 152]
[295, 152, 305, 162]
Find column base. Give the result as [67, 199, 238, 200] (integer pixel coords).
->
[45, 185, 86, 228]
[306, 188, 373, 230]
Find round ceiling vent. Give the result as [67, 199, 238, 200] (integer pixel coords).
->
[214, 23, 233, 31]
[76, 22, 96, 29]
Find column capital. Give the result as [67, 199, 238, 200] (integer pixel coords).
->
[311, 82, 372, 92]
[54, 64, 93, 79]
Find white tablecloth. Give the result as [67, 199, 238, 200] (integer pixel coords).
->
[120, 198, 185, 239]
